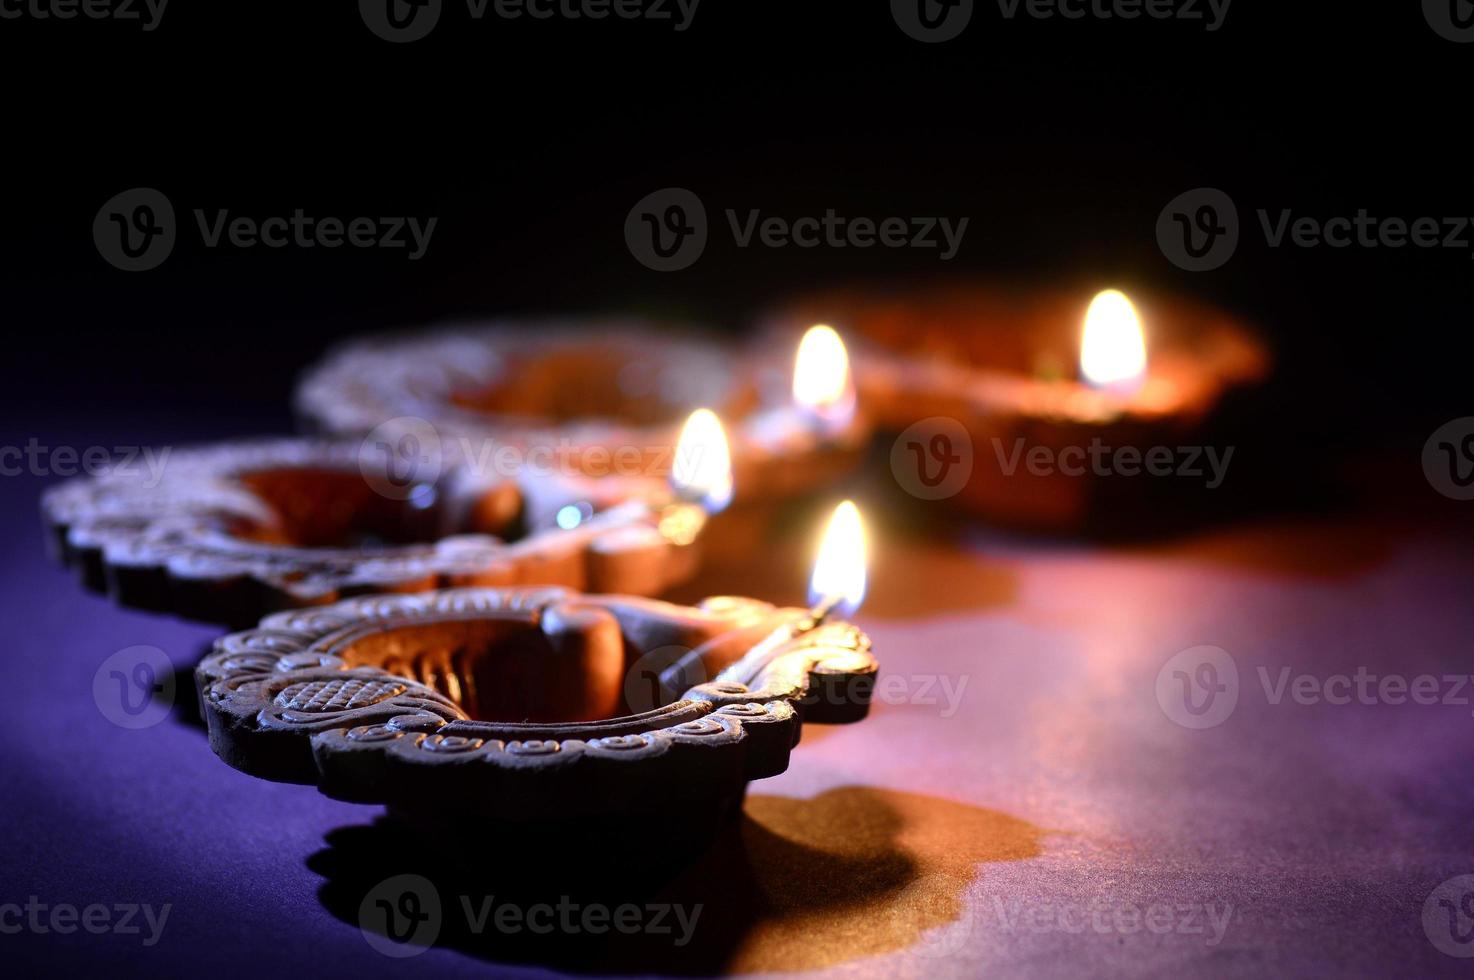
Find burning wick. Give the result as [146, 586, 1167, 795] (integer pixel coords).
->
[792, 324, 856, 434]
[670, 407, 733, 513]
[541, 406, 731, 543]
[1080, 289, 1147, 392]
[648, 406, 735, 548]
[715, 500, 869, 687]
[806, 498, 868, 620]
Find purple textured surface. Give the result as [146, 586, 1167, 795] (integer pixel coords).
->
[5, 453, 1474, 977]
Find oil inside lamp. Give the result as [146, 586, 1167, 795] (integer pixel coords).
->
[792, 323, 857, 434]
[1080, 288, 1148, 392]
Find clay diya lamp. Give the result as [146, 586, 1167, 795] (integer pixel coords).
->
[42, 417, 734, 627]
[194, 503, 876, 835]
[766, 283, 1269, 533]
[293, 318, 870, 512]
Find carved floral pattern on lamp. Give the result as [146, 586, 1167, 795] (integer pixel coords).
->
[195, 585, 876, 823]
[42, 433, 721, 627]
[294, 319, 871, 505]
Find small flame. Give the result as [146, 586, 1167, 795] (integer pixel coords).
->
[793, 324, 855, 426]
[1080, 289, 1147, 390]
[808, 500, 867, 616]
[671, 408, 733, 513]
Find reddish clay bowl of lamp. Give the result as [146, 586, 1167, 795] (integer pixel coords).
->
[293, 319, 870, 507]
[195, 579, 875, 829]
[765, 284, 1269, 533]
[42, 432, 729, 628]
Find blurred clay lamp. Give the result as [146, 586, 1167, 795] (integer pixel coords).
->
[43, 412, 735, 626]
[766, 283, 1268, 532]
[295, 319, 869, 509]
[733, 324, 868, 499]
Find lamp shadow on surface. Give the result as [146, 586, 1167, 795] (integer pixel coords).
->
[168, 649, 210, 731]
[308, 786, 1044, 974]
